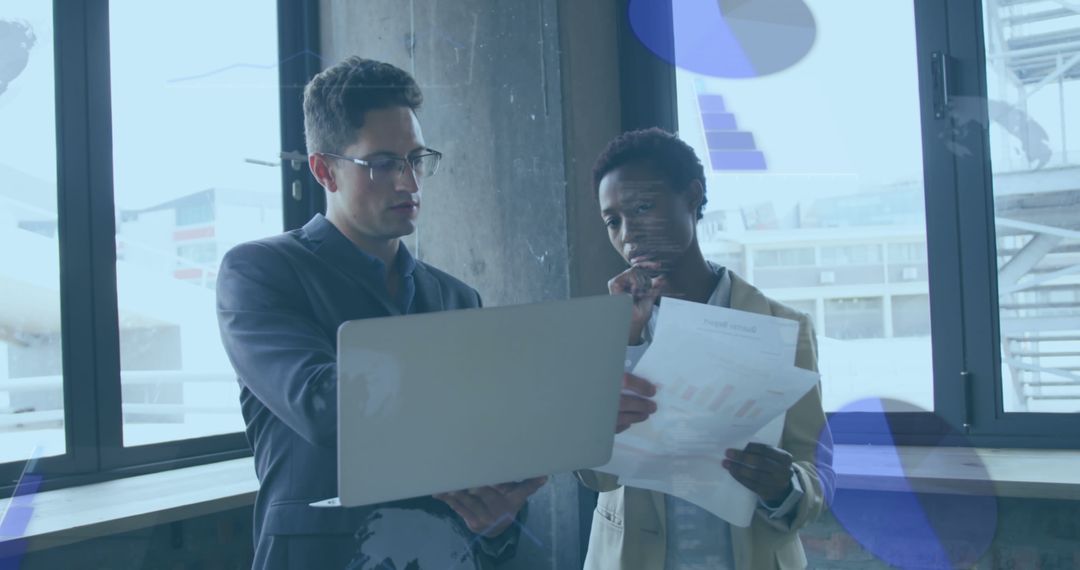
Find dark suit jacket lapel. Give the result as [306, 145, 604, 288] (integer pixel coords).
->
[411, 262, 445, 314]
[300, 216, 402, 316]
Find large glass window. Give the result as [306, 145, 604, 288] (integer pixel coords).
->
[0, 2, 65, 463]
[109, 1, 283, 446]
[821, 245, 883, 266]
[983, 0, 1080, 414]
[755, 247, 816, 268]
[0, 0, 312, 500]
[888, 242, 927, 264]
[892, 294, 932, 337]
[825, 297, 886, 340]
[674, 0, 934, 411]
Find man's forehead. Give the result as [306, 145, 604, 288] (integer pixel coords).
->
[347, 108, 425, 154]
[345, 136, 425, 157]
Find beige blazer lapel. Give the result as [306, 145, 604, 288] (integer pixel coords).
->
[729, 272, 774, 317]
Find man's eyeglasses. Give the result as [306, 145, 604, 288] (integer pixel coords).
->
[320, 150, 442, 184]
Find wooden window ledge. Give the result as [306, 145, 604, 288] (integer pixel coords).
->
[3, 446, 1079, 552]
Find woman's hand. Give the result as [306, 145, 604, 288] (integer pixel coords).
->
[616, 373, 658, 433]
[608, 262, 666, 345]
[723, 442, 796, 506]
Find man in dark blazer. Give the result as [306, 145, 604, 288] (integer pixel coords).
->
[217, 57, 545, 569]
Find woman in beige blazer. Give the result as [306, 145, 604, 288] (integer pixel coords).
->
[581, 129, 834, 570]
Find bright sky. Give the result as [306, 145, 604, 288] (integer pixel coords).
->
[1, 0, 282, 211]
[671, 0, 1079, 214]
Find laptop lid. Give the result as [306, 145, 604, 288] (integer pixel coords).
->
[333, 294, 631, 507]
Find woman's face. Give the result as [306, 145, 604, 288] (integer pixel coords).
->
[598, 161, 700, 275]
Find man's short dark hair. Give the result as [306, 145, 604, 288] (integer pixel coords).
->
[303, 57, 423, 154]
[592, 128, 708, 220]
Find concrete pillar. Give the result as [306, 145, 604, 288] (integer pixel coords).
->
[318, 1, 626, 566]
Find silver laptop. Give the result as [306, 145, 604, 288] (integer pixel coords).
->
[312, 294, 632, 508]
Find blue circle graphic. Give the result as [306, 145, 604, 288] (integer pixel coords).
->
[629, 0, 817, 78]
[820, 398, 998, 569]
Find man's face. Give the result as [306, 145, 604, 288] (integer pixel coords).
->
[328, 106, 428, 241]
[598, 161, 699, 275]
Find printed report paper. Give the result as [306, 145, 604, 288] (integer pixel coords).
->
[596, 298, 819, 527]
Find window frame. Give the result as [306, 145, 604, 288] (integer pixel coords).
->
[0, 0, 320, 497]
[620, 0, 1080, 449]
[947, 0, 1080, 448]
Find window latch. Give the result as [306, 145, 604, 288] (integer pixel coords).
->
[961, 370, 973, 432]
[280, 151, 307, 171]
[931, 51, 952, 120]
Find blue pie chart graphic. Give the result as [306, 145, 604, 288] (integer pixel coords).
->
[629, 0, 817, 78]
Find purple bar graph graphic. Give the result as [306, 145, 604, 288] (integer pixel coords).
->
[709, 150, 767, 170]
[698, 94, 767, 171]
[705, 131, 756, 150]
[701, 112, 738, 131]
[698, 94, 728, 113]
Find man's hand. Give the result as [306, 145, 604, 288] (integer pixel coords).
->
[434, 476, 548, 537]
[617, 373, 658, 434]
[722, 442, 795, 505]
[608, 263, 666, 345]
